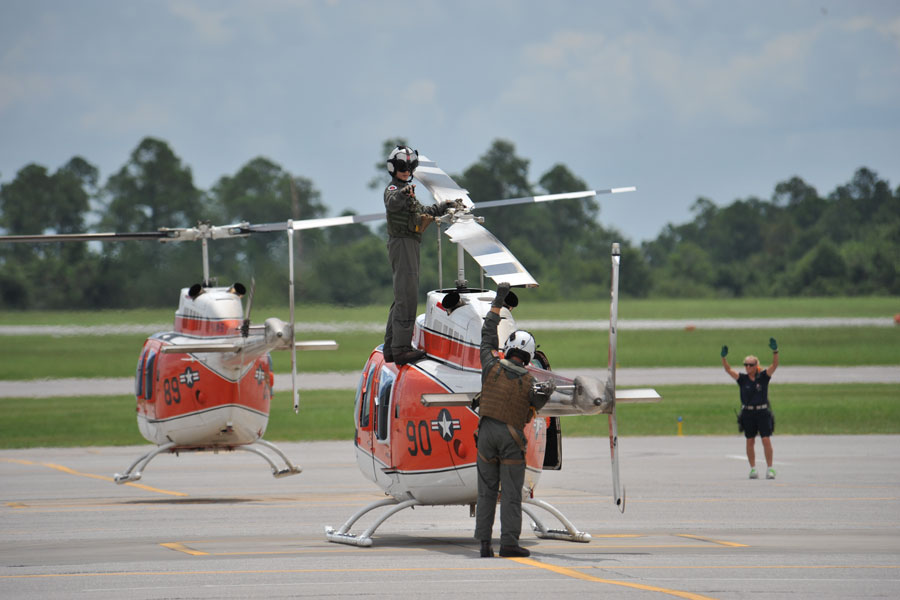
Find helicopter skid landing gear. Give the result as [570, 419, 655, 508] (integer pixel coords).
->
[113, 438, 300, 484]
[237, 438, 302, 478]
[523, 497, 592, 543]
[114, 442, 177, 484]
[325, 498, 421, 547]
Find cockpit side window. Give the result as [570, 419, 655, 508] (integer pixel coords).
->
[358, 365, 376, 428]
[135, 350, 148, 397]
[144, 351, 157, 401]
[375, 367, 395, 442]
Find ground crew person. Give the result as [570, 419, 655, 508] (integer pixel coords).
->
[474, 282, 554, 558]
[722, 338, 779, 479]
[382, 145, 455, 366]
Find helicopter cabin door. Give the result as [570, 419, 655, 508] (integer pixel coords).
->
[354, 362, 379, 484]
[372, 367, 395, 472]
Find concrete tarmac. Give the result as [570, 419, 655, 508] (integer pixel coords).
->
[2, 435, 899, 599]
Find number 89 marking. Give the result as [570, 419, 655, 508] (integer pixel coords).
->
[163, 377, 181, 405]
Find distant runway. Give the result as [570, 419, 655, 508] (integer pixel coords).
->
[2, 436, 899, 600]
[0, 316, 895, 337]
[2, 366, 899, 398]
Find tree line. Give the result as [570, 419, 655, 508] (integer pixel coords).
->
[1, 136, 897, 310]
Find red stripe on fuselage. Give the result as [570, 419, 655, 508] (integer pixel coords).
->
[174, 315, 242, 337]
[416, 327, 481, 370]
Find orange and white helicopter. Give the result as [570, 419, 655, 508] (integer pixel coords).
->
[0, 216, 380, 483]
[324, 157, 660, 547]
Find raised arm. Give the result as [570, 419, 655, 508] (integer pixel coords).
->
[764, 337, 779, 376]
[480, 283, 510, 371]
[721, 345, 739, 380]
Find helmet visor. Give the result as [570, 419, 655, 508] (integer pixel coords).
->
[393, 158, 418, 173]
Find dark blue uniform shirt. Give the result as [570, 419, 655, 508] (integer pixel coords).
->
[737, 371, 771, 407]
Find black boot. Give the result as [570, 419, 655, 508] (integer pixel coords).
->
[480, 540, 494, 558]
[499, 544, 530, 557]
[394, 349, 426, 366]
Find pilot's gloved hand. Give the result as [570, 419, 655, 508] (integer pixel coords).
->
[492, 282, 511, 308]
[721, 345, 728, 358]
[401, 183, 416, 197]
[534, 379, 556, 396]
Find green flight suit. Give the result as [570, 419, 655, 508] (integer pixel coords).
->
[474, 311, 549, 547]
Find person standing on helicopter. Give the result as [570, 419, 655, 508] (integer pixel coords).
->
[382, 145, 454, 366]
[474, 282, 554, 558]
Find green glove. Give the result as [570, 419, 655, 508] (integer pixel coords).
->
[492, 282, 511, 308]
[721, 345, 728, 358]
[769, 337, 778, 352]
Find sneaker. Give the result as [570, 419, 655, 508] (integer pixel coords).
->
[749, 467, 758, 479]
[766, 467, 776, 480]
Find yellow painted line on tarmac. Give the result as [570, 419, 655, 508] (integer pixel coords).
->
[508, 557, 718, 600]
[160, 542, 209, 556]
[5, 457, 186, 496]
[0, 457, 187, 497]
[4, 563, 898, 581]
[676, 534, 748, 548]
[40, 462, 187, 496]
[0, 564, 531, 579]
[161, 541, 425, 556]
[587, 565, 900, 570]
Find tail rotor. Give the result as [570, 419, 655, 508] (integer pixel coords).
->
[607, 243, 625, 512]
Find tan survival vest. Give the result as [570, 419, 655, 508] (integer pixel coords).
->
[479, 359, 534, 431]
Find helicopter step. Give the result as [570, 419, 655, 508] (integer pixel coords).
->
[325, 498, 421, 547]
[523, 497, 592, 542]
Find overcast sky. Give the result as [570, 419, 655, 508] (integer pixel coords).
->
[1, 0, 898, 243]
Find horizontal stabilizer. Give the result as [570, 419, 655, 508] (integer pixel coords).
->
[615, 388, 662, 403]
[421, 392, 476, 407]
[295, 340, 338, 351]
[161, 343, 239, 354]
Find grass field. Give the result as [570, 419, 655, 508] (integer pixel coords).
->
[1, 297, 896, 448]
[1, 384, 897, 449]
[1, 327, 898, 380]
[1, 296, 897, 326]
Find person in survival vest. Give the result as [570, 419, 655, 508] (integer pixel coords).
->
[382, 145, 456, 366]
[722, 338, 780, 480]
[474, 282, 555, 558]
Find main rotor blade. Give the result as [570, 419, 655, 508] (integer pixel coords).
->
[247, 212, 385, 233]
[473, 187, 636, 210]
[414, 155, 475, 209]
[0, 231, 171, 243]
[444, 218, 538, 287]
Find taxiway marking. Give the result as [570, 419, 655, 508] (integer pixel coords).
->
[509, 556, 718, 599]
[1, 458, 186, 496]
